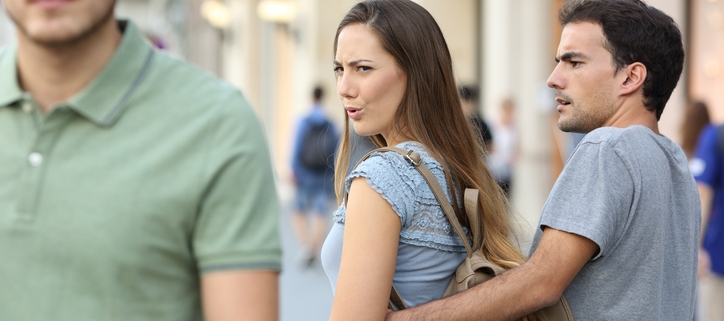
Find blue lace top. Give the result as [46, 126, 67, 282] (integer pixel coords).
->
[321, 142, 467, 307]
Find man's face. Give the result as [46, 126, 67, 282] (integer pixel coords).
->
[2, 0, 116, 46]
[547, 21, 625, 133]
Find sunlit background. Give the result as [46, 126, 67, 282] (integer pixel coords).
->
[1, 0, 722, 319]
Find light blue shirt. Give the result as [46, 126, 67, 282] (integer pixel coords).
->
[321, 142, 466, 307]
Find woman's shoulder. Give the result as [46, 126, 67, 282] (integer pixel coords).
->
[350, 142, 442, 178]
[338, 143, 430, 225]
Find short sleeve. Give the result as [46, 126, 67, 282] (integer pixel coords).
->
[691, 124, 720, 188]
[193, 92, 281, 273]
[539, 140, 634, 260]
[332, 144, 466, 252]
[340, 151, 417, 226]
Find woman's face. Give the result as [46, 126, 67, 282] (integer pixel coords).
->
[334, 24, 407, 143]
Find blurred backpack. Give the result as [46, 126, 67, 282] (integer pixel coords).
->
[300, 119, 335, 171]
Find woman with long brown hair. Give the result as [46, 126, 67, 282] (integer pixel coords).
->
[319, 1, 530, 320]
[680, 101, 710, 159]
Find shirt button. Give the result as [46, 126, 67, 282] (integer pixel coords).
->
[28, 152, 43, 167]
[22, 102, 33, 113]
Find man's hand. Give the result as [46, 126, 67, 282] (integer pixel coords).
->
[385, 227, 598, 321]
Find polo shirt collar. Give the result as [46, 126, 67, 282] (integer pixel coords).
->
[0, 45, 22, 108]
[68, 20, 155, 127]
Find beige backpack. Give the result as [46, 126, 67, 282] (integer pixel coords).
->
[353, 146, 573, 320]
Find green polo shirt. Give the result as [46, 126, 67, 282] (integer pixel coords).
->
[0, 20, 281, 321]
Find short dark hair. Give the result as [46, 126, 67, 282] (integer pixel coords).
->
[559, 0, 684, 120]
[459, 85, 479, 103]
[313, 86, 324, 101]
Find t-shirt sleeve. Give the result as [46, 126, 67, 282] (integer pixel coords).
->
[539, 140, 634, 260]
[193, 92, 282, 273]
[344, 152, 417, 227]
[691, 125, 720, 187]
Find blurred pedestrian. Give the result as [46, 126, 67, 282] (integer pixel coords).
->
[321, 1, 528, 320]
[459, 85, 493, 152]
[688, 101, 724, 321]
[291, 85, 339, 267]
[387, 0, 698, 320]
[487, 98, 518, 196]
[0, 1, 281, 320]
[682, 101, 711, 159]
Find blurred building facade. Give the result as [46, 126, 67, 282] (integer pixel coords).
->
[0, 0, 720, 233]
[690, 0, 724, 122]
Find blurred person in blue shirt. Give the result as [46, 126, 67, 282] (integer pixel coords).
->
[689, 100, 724, 321]
[291, 85, 339, 267]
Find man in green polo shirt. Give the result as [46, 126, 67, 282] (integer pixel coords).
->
[0, 1, 282, 320]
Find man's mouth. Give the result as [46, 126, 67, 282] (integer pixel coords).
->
[31, 0, 73, 10]
[556, 97, 571, 105]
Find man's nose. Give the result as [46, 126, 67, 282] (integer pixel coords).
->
[547, 64, 564, 89]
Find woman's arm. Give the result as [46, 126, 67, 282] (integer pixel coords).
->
[329, 177, 402, 321]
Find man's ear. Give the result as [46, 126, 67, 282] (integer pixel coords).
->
[619, 62, 646, 95]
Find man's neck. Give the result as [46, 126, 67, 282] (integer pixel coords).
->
[605, 99, 660, 135]
[15, 18, 123, 112]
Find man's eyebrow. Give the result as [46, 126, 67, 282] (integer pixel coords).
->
[333, 59, 374, 66]
[554, 51, 587, 63]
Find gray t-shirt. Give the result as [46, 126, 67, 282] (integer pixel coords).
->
[530, 125, 700, 320]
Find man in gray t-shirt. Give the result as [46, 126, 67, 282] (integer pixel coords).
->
[387, 1, 698, 320]
[530, 126, 699, 319]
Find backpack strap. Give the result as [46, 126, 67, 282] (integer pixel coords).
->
[345, 145, 477, 254]
[345, 144, 479, 310]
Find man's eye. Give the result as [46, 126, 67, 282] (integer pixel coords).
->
[571, 61, 581, 67]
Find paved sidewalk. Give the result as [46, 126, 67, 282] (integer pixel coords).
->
[278, 180, 333, 321]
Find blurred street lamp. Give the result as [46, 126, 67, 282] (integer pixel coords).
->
[201, 0, 231, 29]
[257, 0, 297, 23]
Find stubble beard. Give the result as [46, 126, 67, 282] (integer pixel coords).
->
[10, 1, 117, 49]
[558, 102, 606, 134]
[558, 89, 616, 134]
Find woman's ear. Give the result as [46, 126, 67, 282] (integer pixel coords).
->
[619, 62, 647, 95]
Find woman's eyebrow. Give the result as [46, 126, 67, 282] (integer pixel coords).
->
[333, 59, 374, 66]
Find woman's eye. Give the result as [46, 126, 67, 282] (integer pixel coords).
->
[333, 66, 343, 73]
[358, 66, 372, 72]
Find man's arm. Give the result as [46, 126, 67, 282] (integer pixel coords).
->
[699, 183, 713, 236]
[387, 227, 598, 321]
[698, 183, 713, 277]
[201, 270, 279, 321]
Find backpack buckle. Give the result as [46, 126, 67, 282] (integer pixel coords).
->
[404, 150, 421, 166]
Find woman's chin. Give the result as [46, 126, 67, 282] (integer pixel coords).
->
[352, 125, 373, 137]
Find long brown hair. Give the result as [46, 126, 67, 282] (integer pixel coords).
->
[333, 0, 532, 306]
[680, 101, 710, 159]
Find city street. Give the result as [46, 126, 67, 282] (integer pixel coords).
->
[278, 181, 334, 321]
